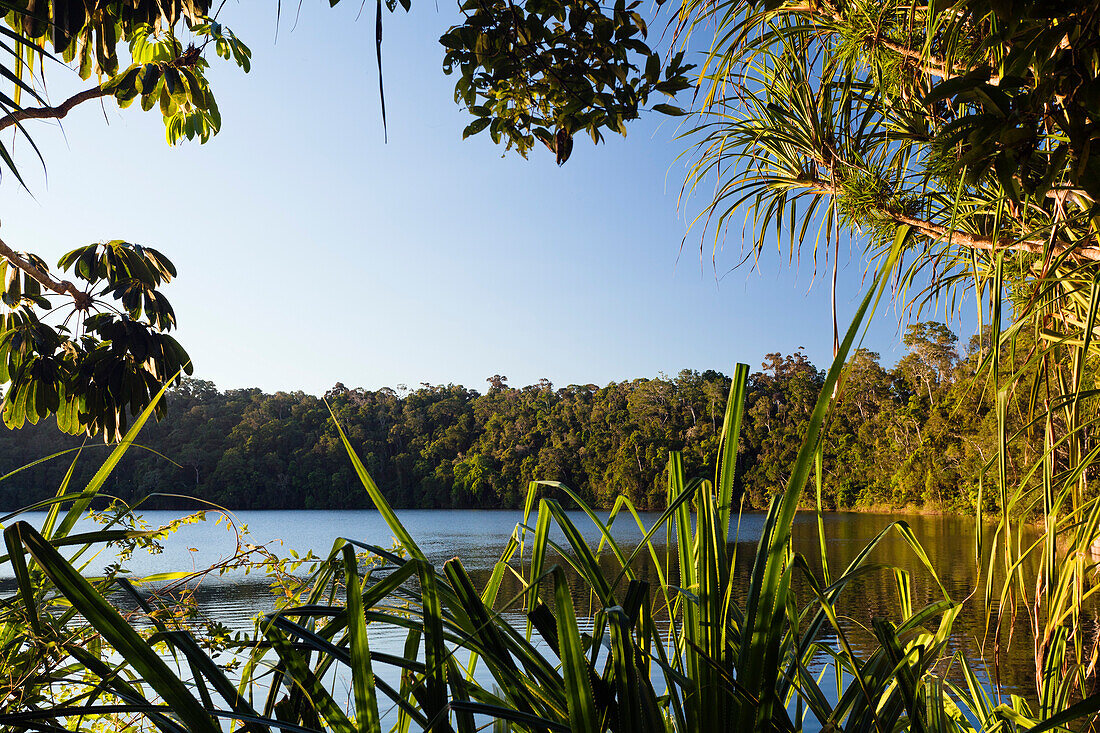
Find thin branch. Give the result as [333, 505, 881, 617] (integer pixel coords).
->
[798, 137, 1097, 262]
[892, 213, 1100, 263]
[798, 180, 1100, 261]
[785, 5, 972, 81]
[873, 38, 960, 80]
[0, 86, 112, 133]
[0, 235, 91, 309]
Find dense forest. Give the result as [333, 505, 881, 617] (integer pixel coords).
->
[0, 322, 1004, 513]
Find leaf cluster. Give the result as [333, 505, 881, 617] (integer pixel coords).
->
[103, 21, 251, 144]
[0, 2, 251, 178]
[0, 241, 191, 441]
[674, 0, 1100, 719]
[0, 3, 253, 438]
[441, 0, 693, 162]
[3, 0, 211, 74]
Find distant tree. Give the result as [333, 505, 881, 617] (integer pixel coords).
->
[897, 322, 959, 403]
[0, 342, 1022, 512]
[742, 350, 824, 505]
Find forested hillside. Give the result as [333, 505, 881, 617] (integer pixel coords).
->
[0, 322, 1004, 512]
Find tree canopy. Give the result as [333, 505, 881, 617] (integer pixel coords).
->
[672, 0, 1100, 712]
[683, 0, 1100, 263]
[0, 323, 1017, 515]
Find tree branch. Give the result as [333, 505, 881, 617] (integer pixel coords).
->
[0, 235, 91, 309]
[872, 38, 961, 81]
[0, 86, 111, 134]
[786, 4, 971, 81]
[892, 213, 1100, 262]
[799, 140, 1096, 261]
[801, 176, 1100, 261]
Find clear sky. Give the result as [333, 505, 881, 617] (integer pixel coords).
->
[0, 1, 976, 395]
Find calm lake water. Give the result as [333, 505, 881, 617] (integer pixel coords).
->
[1, 508, 1040, 719]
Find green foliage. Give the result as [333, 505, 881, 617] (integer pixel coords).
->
[0, 387, 200, 727]
[0, 1, 243, 167]
[0, 389, 336, 732]
[0, 322, 1029, 513]
[2, 290, 1098, 732]
[0, 1, 248, 440]
[0, 241, 190, 441]
[441, 0, 694, 162]
[103, 21, 252, 145]
[679, 0, 1100, 272]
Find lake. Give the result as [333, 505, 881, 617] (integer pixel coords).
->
[1, 507, 1039, 723]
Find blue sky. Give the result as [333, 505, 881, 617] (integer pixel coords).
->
[0, 2, 976, 395]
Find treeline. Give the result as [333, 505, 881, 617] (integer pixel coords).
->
[0, 322, 1002, 512]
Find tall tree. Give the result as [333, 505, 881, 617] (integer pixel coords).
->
[676, 0, 1100, 708]
[897, 322, 959, 403]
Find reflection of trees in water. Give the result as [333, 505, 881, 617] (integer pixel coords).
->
[129, 512, 1039, 700]
[471, 512, 1039, 698]
[795, 514, 1039, 699]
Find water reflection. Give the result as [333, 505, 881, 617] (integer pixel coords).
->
[1, 508, 1040, 700]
